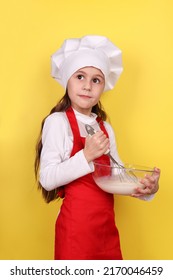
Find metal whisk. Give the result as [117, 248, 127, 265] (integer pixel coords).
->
[85, 124, 137, 182]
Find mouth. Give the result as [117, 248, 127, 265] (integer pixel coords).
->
[78, 94, 92, 99]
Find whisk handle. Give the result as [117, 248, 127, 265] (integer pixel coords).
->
[85, 124, 114, 158]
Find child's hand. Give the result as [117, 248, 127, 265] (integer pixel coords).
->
[83, 131, 110, 162]
[132, 167, 160, 198]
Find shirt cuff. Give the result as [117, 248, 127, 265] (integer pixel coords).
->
[138, 194, 155, 201]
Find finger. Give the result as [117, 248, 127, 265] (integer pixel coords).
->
[131, 193, 146, 198]
[152, 167, 161, 180]
[153, 167, 161, 173]
[98, 140, 110, 153]
[93, 133, 109, 146]
[141, 177, 155, 188]
[134, 187, 152, 195]
[140, 178, 152, 189]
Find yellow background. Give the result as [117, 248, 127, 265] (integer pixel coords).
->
[0, 0, 173, 260]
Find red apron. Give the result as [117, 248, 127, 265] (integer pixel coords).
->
[54, 107, 122, 260]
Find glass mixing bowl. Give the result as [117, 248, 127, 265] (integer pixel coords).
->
[93, 162, 154, 195]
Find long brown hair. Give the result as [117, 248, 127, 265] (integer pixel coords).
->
[35, 90, 107, 203]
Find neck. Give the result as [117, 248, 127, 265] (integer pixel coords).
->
[71, 106, 92, 116]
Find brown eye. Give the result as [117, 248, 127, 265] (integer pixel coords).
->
[77, 75, 84, 80]
[93, 78, 100, 84]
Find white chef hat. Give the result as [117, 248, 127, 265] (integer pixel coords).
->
[51, 35, 123, 92]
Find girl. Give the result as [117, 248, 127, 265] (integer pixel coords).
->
[35, 35, 160, 260]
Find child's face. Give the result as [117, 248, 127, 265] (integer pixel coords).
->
[67, 66, 105, 115]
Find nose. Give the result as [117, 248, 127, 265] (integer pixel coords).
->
[83, 80, 91, 91]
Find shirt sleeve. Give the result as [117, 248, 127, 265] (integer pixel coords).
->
[39, 113, 93, 191]
[137, 194, 155, 201]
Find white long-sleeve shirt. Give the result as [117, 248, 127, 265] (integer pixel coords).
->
[39, 109, 154, 201]
[40, 109, 122, 190]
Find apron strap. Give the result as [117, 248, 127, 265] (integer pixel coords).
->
[66, 107, 84, 152]
[96, 116, 109, 138]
